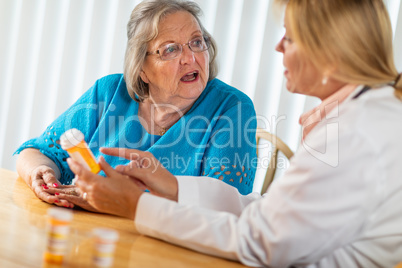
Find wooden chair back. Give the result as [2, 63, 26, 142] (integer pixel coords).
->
[256, 127, 294, 194]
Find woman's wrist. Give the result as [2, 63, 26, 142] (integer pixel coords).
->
[17, 149, 61, 183]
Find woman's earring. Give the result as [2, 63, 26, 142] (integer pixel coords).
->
[322, 76, 328, 85]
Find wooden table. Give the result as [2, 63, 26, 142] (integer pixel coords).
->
[0, 168, 248, 268]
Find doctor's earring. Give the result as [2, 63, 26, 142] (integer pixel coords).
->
[322, 76, 328, 85]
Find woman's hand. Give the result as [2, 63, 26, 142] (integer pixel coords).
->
[29, 165, 73, 208]
[43, 184, 98, 212]
[67, 156, 143, 219]
[100, 148, 178, 201]
[16, 148, 74, 208]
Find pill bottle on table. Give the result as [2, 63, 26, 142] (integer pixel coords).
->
[60, 128, 101, 174]
[92, 228, 119, 267]
[43, 207, 73, 264]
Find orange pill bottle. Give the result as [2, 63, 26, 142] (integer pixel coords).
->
[43, 207, 73, 264]
[60, 128, 101, 174]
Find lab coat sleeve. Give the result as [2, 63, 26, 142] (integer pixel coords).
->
[135, 191, 254, 262]
[176, 175, 261, 215]
[134, 116, 381, 267]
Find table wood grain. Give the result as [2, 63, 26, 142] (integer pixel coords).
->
[0, 168, 248, 268]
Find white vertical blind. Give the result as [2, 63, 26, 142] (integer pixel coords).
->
[0, 0, 22, 167]
[1, 0, 401, 192]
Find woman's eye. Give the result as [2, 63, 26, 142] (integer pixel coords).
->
[283, 36, 292, 43]
[163, 45, 178, 55]
[191, 38, 203, 47]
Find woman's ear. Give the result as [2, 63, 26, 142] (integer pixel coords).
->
[140, 71, 149, 84]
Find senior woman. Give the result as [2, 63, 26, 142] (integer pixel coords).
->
[66, 0, 402, 267]
[15, 0, 257, 210]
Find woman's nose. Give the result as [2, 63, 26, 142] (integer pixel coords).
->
[275, 38, 284, 53]
[180, 45, 195, 64]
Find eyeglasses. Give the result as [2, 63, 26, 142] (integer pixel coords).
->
[146, 36, 210, 61]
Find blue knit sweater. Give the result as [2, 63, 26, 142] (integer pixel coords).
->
[16, 74, 257, 194]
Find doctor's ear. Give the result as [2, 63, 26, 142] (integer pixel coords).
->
[140, 71, 149, 84]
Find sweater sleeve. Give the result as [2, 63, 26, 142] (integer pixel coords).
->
[201, 102, 257, 195]
[14, 76, 120, 184]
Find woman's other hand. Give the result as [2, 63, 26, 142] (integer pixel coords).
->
[16, 148, 74, 208]
[29, 165, 71, 207]
[67, 156, 143, 219]
[43, 184, 98, 212]
[100, 148, 178, 201]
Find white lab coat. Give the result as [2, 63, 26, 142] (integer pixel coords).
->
[135, 85, 402, 268]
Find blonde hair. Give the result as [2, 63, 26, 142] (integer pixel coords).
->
[279, 0, 402, 99]
[124, 0, 218, 102]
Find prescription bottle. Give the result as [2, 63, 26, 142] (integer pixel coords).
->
[92, 228, 119, 267]
[43, 207, 73, 264]
[60, 128, 101, 174]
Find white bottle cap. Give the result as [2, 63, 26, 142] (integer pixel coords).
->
[92, 228, 119, 243]
[60, 128, 85, 150]
[47, 207, 73, 222]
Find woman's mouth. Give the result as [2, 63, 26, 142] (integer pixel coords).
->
[180, 71, 199, 82]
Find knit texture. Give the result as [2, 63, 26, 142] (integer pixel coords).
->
[15, 74, 257, 194]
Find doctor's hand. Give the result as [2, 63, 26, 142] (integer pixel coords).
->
[67, 156, 143, 220]
[100, 148, 179, 202]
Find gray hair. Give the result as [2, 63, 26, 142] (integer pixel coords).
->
[124, 0, 218, 102]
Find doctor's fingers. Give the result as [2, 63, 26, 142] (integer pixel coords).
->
[98, 156, 128, 180]
[117, 160, 164, 185]
[100, 147, 144, 160]
[97, 158, 146, 191]
[74, 177, 96, 199]
[66, 158, 101, 185]
[121, 154, 160, 172]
